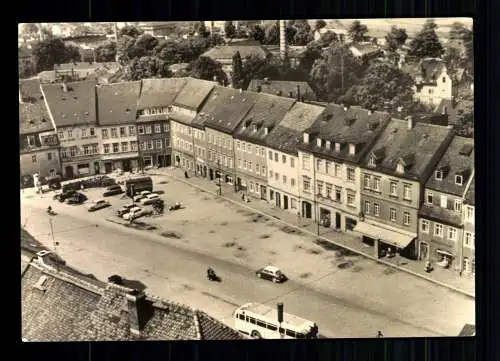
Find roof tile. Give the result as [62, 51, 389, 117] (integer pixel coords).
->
[137, 78, 188, 110]
[19, 79, 53, 134]
[172, 77, 217, 111]
[248, 80, 317, 101]
[96, 81, 142, 125]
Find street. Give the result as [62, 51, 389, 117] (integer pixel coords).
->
[20, 177, 475, 338]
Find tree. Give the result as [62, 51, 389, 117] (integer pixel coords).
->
[448, 22, 473, 73]
[385, 26, 408, 52]
[22, 23, 39, 35]
[285, 23, 297, 45]
[194, 21, 209, 37]
[231, 51, 244, 89]
[264, 22, 279, 45]
[132, 34, 159, 57]
[309, 45, 365, 102]
[314, 20, 327, 31]
[249, 24, 265, 43]
[71, 24, 92, 37]
[118, 25, 143, 38]
[94, 42, 117, 62]
[292, 20, 313, 46]
[64, 44, 82, 62]
[32, 38, 80, 72]
[116, 35, 137, 64]
[338, 62, 416, 113]
[297, 42, 323, 73]
[153, 37, 212, 66]
[186, 56, 228, 85]
[125, 56, 172, 81]
[348, 20, 369, 42]
[407, 19, 445, 59]
[224, 21, 236, 38]
[317, 31, 338, 48]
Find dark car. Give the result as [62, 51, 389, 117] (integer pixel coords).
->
[101, 177, 116, 187]
[103, 185, 123, 197]
[53, 190, 78, 202]
[255, 265, 287, 283]
[65, 192, 87, 204]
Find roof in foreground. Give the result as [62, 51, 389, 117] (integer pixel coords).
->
[21, 253, 246, 341]
[248, 79, 317, 101]
[265, 102, 325, 154]
[360, 119, 453, 181]
[137, 77, 188, 110]
[41, 79, 97, 127]
[425, 136, 474, 196]
[172, 77, 217, 111]
[19, 79, 54, 134]
[96, 81, 142, 125]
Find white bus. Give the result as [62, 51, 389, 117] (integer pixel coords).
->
[233, 302, 319, 339]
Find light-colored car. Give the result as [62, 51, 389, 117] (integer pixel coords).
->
[140, 193, 160, 205]
[88, 199, 111, 212]
[133, 194, 145, 202]
[123, 206, 152, 221]
[140, 190, 151, 196]
[116, 203, 136, 217]
[255, 265, 287, 283]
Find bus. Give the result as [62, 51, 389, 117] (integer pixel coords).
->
[233, 303, 319, 339]
[124, 176, 153, 197]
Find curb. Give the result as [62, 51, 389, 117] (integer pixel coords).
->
[162, 172, 475, 300]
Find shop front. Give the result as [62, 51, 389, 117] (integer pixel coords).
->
[101, 153, 139, 173]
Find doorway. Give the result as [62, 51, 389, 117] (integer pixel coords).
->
[104, 162, 113, 174]
[64, 166, 74, 179]
[209, 169, 214, 180]
[158, 155, 165, 167]
[122, 159, 131, 172]
[94, 162, 100, 174]
[275, 192, 281, 208]
[335, 212, 341, 230]
[260, 185, 266, 200]
[302, 201, 312, 218]
[166, 155, 171, 166]
[203, 166, 207, 177]
[283, 195, 288, 210]
[419, 242, 429, 261]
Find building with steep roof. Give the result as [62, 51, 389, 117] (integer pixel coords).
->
[232, 93, 296, 199]
[248, 79, 317, 102]
[21, 246, 246, 341]
[136, 77, 188, 169]
[96, 81, 142, 173]
[348, 42, 383, 63]
[265, 102, 325, 215]
[355, 117, 454, 260]
[19, 79, 61, 186]
[41, 79, 99, 179]
[417, 136, 474, 274]
[297, 104, 391, 231]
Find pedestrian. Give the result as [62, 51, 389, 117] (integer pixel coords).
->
[80, 183, 85, 192]
[425, 261, 432, 273]
[376, 330, 383, 338]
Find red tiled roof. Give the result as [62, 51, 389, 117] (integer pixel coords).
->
[96, 81, 142, 125]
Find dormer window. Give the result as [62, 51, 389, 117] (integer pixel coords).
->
[396, 163, 405, 174]
[435, 170, 443, 181]
[326, 140, 331, 150]
[455, 174, 463, 185]
[368, 156, 376, 168]
[335, 143, 341, 152]
[348, 144, 356, 155]
[303, 133, 310, 144]
[316, 138, 322, 147]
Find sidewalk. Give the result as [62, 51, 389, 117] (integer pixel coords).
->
[149, 167, 475, 298]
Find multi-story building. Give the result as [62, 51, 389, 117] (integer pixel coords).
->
[232, 93, 295, 200]
[461, 176, 475, 276]
[412, 58, 453, 107]
[137, 78, 187, 168]
[170, 78, 216, 174]
[356, 117, 454, 259]
[265, 102, 325, 215]
[196, 87, 259, 187]
[96, 81, 142, 173]
[19, 79, 61, 186]
[417, 137, 474, 273]
[41, 80, 100, 179]
[297, 105, 391, 232]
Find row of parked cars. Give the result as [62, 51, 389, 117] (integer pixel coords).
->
[116, 191, 164, 221]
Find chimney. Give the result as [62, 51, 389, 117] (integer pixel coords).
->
[296, 85, 301, 101]
[279, 20, 288, 61]
[406, 115, 415, 130]
[126, 290, 151, 336]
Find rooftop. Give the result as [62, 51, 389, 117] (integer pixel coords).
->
[403, 58, 448, 85]
[232, 92, 295, 145]
[41, 80, 97, 127]
[19, 79, 54, 134]
[202, 44, 270, 60]
[248, 79, 317, 101]
[425, 136, 474, 196]
[361, 118, 453, 181]
[54, 62, 110, 72]
[96, 81, 142, 126]
[418, 204, 463, 227]
[265, 102, 325, 155]
[349, 42, 383, 56]
[434, 99, 474, 126]
[464, 176, 475, 205]
[137, 78, 187, 110]
[195, 87, 259, 134]
[172, 77, 217, 111]
[298, 104, 391, 164]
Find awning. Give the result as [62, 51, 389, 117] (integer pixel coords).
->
[354, 222, 415, 249]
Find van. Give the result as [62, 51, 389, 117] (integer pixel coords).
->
[124, 176, 153, 197]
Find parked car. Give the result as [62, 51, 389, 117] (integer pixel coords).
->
[255, 265, 287, 283]
[65, 192, 87, 204]
[140, 190, 151, 196]
[53, 190, 78, 202]
[140, 193, 161, 205]
[133, 194, 145, 202]
[103, 185, 124, 197]
[116, 203, 137, 217]
[88, 199, 111, 212]
[123, 206, 152, 221]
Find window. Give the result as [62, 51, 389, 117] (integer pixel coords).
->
[302, 154, 311, 170]
[440, 195, 447, 208]
[47, 152, 52, 160]
[228, 158, 233, 168]
[335, 188, 342, 202]
[83, 145, 90, 155]
[303, 176, 311, 192]
[138, 126, 144, 134]
[316, 159, 323, 171]
[426, 191, 433, 205]
[291, 198, 297, 209]
[419, 219, 430, 233]
[325, 161, 330, 174]
[110, 128, 117, 138]
[224, 156, 228, 167]
[67, 129, 73, 138]
[373, 203, 380, 216]
[283, 175, 287, 184]
[243, 160, 248, 169]
[238, 159, 242, 168]
[403, 212, 411, 225]
[346, 193, 355, 206]
[364, 200, 371, 214]
[269, 170, 273, 178]
[70, 147, 77, 157]
[262, 166, 266, 174]
[363, 174, 371, 189]
[368, 157, 376, 167]
[113, 143, 119, 152]
[268, 150, 272, 160]
[334, 164, 341, 177]
[403, 184, 411, 200]
[92, 144, 99, 154]
[316, 181, 323, 195]
[428, 89, 434, 94]
[148, 140, 154, 150]
[101, 129, 108, 139]
[349, 144, 355, 155]
[58, 131, 64, 139]
[290, 157, 295, 168]
[81, 128, 87, 137]
[396, 163, 404, 174]
[274, 152, 278, 162]
[249, 182, 254, 192]
[145, 126, 152, 134]
[454, 199, 462, 212]
[390, 208, 397, 222]
[153, 124, 161, 133]
[104, 144, 110, 153]
[346, 168, 355, 182]
[373, 177, 381, 192]
[31, 155, 37, 163]
[247, 144, 251, 153]
[291, 178, 295, 187]
[162, 123, 169, 132]
[434, 223, 443, 237]
[466, 206, 474, 220]
[442, 76, 446, 83]
[326, 183, 332, 198]
[464, 232, 474, 248]
[455, 175, 463, 185]
[90, 128, 95, 136]
[140, 141, 147, 151]
[131, 142, 137, 151]
[236, 141, 241, 150]
[120, 127, 126, 137]
[155, 139, 163, 149]
[390, 181, 397, 196]
[255, 163, 259, 173]
[282, 155, 286, 163]
[448, 227, 457, 241]
[274, 172, 279, 181]
[435, 170, 443, 180]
